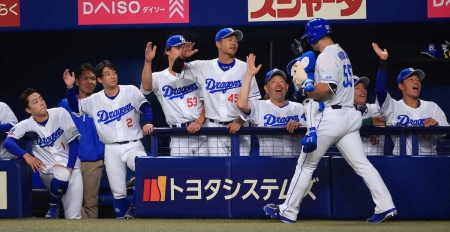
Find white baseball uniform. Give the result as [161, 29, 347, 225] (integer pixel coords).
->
[182, 58, 261, 156]
[7, 108, 83, 219]
[241, 100, 305, 156]
[278, 44, 395, 221]
[360, 103, 385, 156]
[77, 85, 148, 199]
[0, 102, 18, 159]
[378, 93, 449, 155]
[140, 68, 207, 156]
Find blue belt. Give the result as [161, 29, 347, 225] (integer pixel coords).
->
[170, 121, 192, 128]
[115, 140, 138, 145]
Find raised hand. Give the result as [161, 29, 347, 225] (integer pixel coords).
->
[372, 43, 389, 60]
[180, 42, 198, 59]
[63, 69, 76, 89]
[246, 53, 262, 77]
[145, 42, 157, 62]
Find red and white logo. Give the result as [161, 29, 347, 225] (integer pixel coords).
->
[0, 0, 20, 27]
[78, 0, 189, 25]
[428, 0, 450, 18]
[248, 0, 366, 22]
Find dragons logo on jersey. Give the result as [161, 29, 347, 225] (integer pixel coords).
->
[396, 115, 430, 126]
[205, 79, 242, 94]
[263, 114, 300, 126]
[162, 83, 199, 100]
[97, 103, 134, 125]
[35, 128, 64, 148]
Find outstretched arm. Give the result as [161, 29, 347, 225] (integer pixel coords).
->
[372, 43, 388, 107]
[141, 42, 157, 91]
[63, 69, 80, 113]
[237, 53, 261, 113]
[172, 42, 198, 73]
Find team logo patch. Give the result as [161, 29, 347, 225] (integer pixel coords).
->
[396, 115, 429, 126]
[97, 103, 134, 125]
[263, 114, 299, 126]
[205, 79, 242, 94]
[35, 128, 64, 148]
[162, 83, 198, 100]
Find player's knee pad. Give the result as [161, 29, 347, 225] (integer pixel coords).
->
[50, 178, 69, 198]
[52, 166, 71, 181]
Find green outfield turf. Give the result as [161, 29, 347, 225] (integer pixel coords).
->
[0, 219, 449, 232]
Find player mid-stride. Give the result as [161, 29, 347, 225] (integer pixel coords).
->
[263, 18, 396, 223]
[63, 60, 154, 219]
[4, 88, 83, 219]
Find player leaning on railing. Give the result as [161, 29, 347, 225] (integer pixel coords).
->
[372, 43, 449, 155]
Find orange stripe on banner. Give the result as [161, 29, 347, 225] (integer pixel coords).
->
[158, 176, 167, 202]
[143, 179, 150, 202]
[150, 179, 161, 201]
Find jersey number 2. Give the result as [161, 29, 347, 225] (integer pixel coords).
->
[343, 64, 353, 88]
[126, 118, 133, 128]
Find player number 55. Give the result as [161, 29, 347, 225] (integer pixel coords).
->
[342, 64, 353, 88]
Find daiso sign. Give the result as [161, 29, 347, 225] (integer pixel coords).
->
[78, 0, 189, 25]
[428, 0, 450, 18]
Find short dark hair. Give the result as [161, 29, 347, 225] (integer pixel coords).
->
[19, 88, 38, 109]
[95, 60, 117, 78]
[77, 63, 95, 79]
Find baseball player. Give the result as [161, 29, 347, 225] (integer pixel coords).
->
[372, 43, 449, 155]
[353, 76, 386, 156]
[3, 88, 82, 219]
[0, 102, 18, 159]
[140, 35, 207, 156]
[172, 28, 261, 156]
[237, 54, 305, 156]
[58, 63, 105, 219]
[63, 60, 154, 219]
[263, 18, 396, 223]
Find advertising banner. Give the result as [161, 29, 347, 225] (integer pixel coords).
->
[135, 156, 331, 218]
[78, 0, 189, 25]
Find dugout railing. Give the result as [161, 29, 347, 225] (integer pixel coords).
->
[149, 126, 450, 157]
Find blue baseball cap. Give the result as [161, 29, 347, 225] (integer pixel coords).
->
[397, 68, 425, 84]
[265, 69, 287, 85]
[353, 75, 369, 86]
[166, 35, 186, 49]
[420, 43, 442, 58]
[215, 28, 243, 42]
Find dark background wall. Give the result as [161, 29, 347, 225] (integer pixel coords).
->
[1, 22, 450, 122]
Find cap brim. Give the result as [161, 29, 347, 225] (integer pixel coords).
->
[265, 70, 287, 84]
[420, 52, 435, 58]
[232, 30, 244, 41]
[358, 76, 370, 86]
[300, 33, 308, 39]
[411, 69, 425, 81]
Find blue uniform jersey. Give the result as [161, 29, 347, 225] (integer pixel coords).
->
[59, 98, 104, 162]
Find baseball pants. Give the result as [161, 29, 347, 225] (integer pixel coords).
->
[204, 120, 250, 156]
[279, 107, 395, 221]
[104, 141, 147, 200]
[40, 167, 83, 219]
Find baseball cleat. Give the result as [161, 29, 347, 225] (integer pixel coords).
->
[45, 203, 60, 219]
[124, 204, 136, 219]
[263, 204, 296, 223]
[366, 208, 397, 223]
